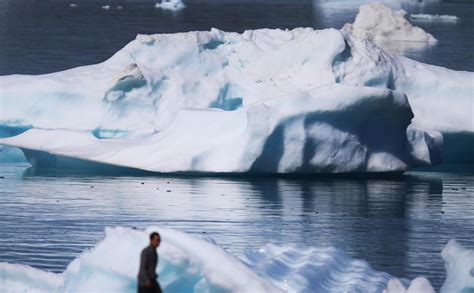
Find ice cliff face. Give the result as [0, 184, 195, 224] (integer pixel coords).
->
[1, 27, 471, 173]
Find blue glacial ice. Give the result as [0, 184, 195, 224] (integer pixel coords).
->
[0, 27, 472, 172]
[0, 226, 472, 293]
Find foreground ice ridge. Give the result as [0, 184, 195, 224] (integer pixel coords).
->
[1, 227, 473, 293]
[342, 3, 438, 43]
[1, 27, 473, 172]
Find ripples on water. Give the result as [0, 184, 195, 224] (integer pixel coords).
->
[0, 163, 473, 289]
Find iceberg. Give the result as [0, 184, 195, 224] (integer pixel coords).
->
[440, 239, 474, 293]
[1, 27, 472, 173]
[0, 226, 399, 292]
[155, 0, 185, 11]
[384, 277, 435, 293]
[1, 226, 472, 293]
[384, 239, 474, 293]
[342, 3, 438, 43]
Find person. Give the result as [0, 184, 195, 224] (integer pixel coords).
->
[138, 232, 162, 293]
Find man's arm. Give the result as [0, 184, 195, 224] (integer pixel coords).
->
[140, 250, 152, 286]
[145, 249, 156, 284]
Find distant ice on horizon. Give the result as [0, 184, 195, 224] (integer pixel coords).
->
[342, 3, 438, 43]
[155, 0, 185, 11]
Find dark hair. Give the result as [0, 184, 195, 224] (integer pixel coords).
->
[150, 232, 160, 240]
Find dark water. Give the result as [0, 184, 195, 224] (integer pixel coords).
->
[0, 163, 473, 289]
[0, 0, 473, 75]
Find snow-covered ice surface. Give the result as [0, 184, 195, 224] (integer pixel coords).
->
[0, 226, 399, 292]
[0, 227, 472, 293]
[410, 14, 460, 22]
[155, 0, 185, 11]
[4, 27, 471, 173]
[342, 3, 438, 43]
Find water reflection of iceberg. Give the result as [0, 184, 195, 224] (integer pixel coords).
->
[373, 39, 436, 54]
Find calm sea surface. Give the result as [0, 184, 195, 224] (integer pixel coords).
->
[0, 163, 473, 289]
[0, 0, 473, 75]
[0, 0, 473, 290]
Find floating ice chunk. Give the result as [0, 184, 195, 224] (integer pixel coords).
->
[0, 226, 399, 292]
[440, 239, 474, 293]
[1, 227, 471, 293]
[102, 5, 111, 10]
[155, 0, 185, 11]
[411, 14, 460, 22]
[384, 277, 435, 293]
[384, 239, 474, 293]
[117, 6, 123, 10]
[342, 3, 437, 43]
[69, 3, 77, 8]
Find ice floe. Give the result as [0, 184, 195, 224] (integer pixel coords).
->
[1, 226, 473, 293]
[342, 3, 438, 43]
[0, 226, 397, 292]
[155, 0, 185, 11]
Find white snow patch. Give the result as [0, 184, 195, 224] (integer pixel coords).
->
[343, 3, 437, 43]
[155, 0, 185, 11]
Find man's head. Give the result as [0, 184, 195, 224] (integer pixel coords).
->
[149, 232, 161, 248]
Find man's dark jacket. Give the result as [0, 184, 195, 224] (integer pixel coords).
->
[138, 245, 158, 287]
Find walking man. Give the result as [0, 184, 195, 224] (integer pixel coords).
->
[138, 232, 162, 293]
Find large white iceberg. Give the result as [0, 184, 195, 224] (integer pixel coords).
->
[1, 27, 472, 172]
[1, 227, 473, 293]
[342, 3, 438, 43]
